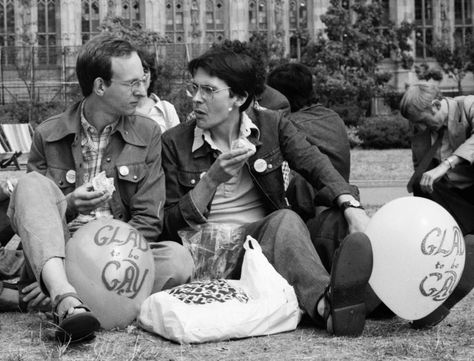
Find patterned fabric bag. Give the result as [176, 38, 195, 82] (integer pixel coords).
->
[138, 236, 301, 344]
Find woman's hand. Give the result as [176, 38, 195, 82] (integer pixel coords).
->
[205, 148, 256, 186]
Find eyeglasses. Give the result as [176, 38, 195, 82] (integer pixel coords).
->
[111, 74, 148, 92]
[185, 81, 230, 100]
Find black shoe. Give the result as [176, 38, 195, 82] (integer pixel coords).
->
[322, 232, 373, 337]
[410, 305, 450, 330]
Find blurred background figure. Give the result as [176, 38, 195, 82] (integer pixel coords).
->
[136, 48, 180, 133]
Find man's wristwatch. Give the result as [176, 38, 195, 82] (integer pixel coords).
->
[340, 199, 364, 211]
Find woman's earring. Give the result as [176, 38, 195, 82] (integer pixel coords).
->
[228, 106, 233, 112]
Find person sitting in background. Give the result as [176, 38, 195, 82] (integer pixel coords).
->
[161, 48, 374, 337]
[267, 63, 354, 262]
[400, 81, 474, 329]
[136, 48, 180, 133]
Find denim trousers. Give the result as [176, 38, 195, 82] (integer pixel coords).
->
[233, 209, 330, 321]
[7, 172, 193, 295]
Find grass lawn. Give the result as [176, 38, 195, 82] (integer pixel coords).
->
[3, 148, 471, 361]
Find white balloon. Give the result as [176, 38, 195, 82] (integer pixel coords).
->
[366, 196, 465, 321]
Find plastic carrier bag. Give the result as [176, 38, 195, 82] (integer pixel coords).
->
[138, 236, 301, 344]
[178, 223, 245, 281]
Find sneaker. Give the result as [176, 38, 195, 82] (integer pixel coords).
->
[321, 232, 373, 337]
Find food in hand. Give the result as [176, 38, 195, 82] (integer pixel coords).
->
[91, 171, 115, 194]
[231, 137, 256, 153]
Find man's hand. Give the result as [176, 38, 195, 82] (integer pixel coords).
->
[205, 148, 255, 186]
[21, 282, 51, 310]
[66, 182, 111, 214]
[0, 178, 17, 202]
[420, 162, 450, 194]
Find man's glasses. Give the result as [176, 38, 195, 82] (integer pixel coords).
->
[111, 74, 148, 92]
[185, 81, 230, 100]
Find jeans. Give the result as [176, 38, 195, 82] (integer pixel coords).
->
[7, 172, 193, 295]
[237, 209, 329, 321]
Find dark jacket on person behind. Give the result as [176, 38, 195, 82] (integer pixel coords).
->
[27, 100, 165, 242]
[161, 107, 354, 242]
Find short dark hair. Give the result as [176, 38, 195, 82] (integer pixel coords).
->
[76, 34, 137, 97]
[267, 63, 317, 112]
[137, 48, 157, 97]
[188, 48, 257, 112]
[209, 39, 266, 96]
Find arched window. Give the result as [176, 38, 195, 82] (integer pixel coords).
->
[81, 0, 100, 44]
[205, 0, 225, 43]
[249, 0, 267, 35]
[0, 0, 15, 65]
[121, 0, 141, 26]
[415, 0, 433, 58]
[289, 0, 308, 59]
[166, 0, 185, 42]
[454, 0, 473, 46]
[37, 0, 58, 65]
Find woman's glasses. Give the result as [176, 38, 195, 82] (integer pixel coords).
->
[185, 81, 230, 101]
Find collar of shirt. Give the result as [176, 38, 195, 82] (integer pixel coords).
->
[80, 102, 119, 146]
[149, 92, 165, 114]
[191, 112, 260, 153]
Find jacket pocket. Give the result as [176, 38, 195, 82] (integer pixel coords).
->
[116, 163, 147, 204]
[251, 148, 284, 175]
[46, 167, 75, 193]
[177, 170, 206, 189]
[116, 163, 147, 183]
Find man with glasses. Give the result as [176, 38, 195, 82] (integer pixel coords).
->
[6, 34, 193, 343]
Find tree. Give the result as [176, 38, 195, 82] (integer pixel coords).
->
[430, 37, 474, 94]
[414, 63, 443, 82]
[300, 0, 414, 125]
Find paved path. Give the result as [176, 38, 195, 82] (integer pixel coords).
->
[353, 179, 410, 207]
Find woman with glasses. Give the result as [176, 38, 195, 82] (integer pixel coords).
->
[136, 49, 180, 134]
[161, 48, 374, 337]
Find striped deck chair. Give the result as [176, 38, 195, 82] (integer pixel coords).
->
[0, 123, 33, 170]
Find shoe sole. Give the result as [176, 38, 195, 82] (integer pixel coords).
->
[329, 232, 373, 337]
[55, 313, 100, 344]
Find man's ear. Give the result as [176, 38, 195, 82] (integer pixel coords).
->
[93, 78, 105, 96]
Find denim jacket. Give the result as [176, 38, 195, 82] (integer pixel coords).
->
[161, 107, 353, 242]
[28, 100, 165, 242]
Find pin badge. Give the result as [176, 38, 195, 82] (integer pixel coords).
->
[254, 159, 267, 173]
[119, 166, 129, 176]
[65, 170, 76, 184]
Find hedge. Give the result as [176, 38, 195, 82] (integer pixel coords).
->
[357, 113, 411, 149]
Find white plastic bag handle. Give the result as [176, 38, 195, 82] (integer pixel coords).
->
[243, 235, 261, 252]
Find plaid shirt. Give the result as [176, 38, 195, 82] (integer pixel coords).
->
[79, 109, 118, 218]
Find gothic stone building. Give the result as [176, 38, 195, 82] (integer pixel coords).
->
[1, 0, 473, 104]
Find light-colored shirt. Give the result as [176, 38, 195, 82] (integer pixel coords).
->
[434, 98, 474, 189]
[191, 112, 266, 226]
[141, 93, 180, 134]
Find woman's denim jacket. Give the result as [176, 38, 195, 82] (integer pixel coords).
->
[161, 107, 353, 242]
[27, 100, 165, 243]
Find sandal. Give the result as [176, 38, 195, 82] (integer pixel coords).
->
[53, 292, 100, 344]
[322, 232, 373, 337]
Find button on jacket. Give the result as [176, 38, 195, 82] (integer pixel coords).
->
[27, 100, 165, 242]
[161, 107, 354, 242]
